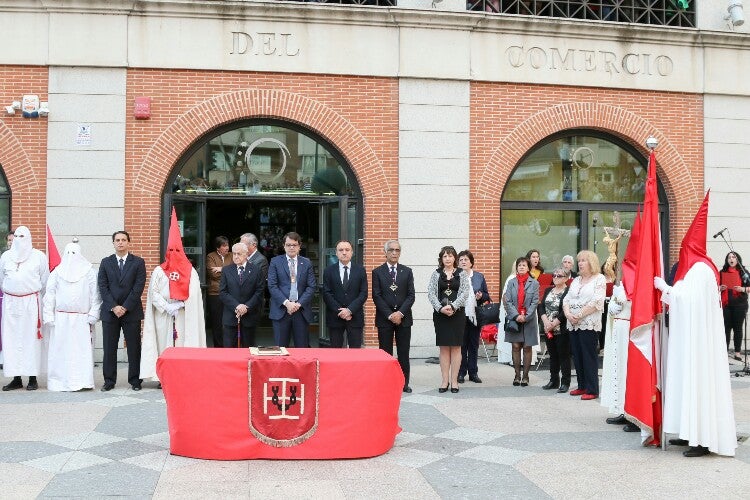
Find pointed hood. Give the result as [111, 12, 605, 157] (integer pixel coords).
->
[160, 207, 193, 301]
[9, 226, 33, 263]
[57, 242, 92, 282]
[672, 190, 719, 285]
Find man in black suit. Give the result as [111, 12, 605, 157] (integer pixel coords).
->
[372, 239, 415, 393]
[322, 240, 368, 348]
[240, 232, 269, 281]
[98, 231, 147, 391]
[219, 243, 264, 347]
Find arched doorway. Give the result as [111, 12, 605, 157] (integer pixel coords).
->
[162, 119, 363, 346]
[500, 131, 669, 281]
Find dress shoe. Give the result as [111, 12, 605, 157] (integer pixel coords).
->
[581, 393, 598, 400]
[557, 384, 569, 393]
[623, 422, 640, 432]
[2, 377, 23, 391]
[156, 383, 162, 390]
[734, 354, 742, 361]
[101, 383, 115, 392]
[438, 386, 449, 393]
[542, 381, 559, 390]
[26, 377, 38, 391]
[668, 438, 689, 446]
[450, 386, 459, 394]
[569, 388, 586, 396]
[132, 384, 142, 391]
[512, 377, 521, 387]
[457, 375, 465, 384]
[469, 375, 483, 383]
[606, 414, 627, 425]
[683, 445, 710, 457]
[403, 385, 412, 393]
[520, 377, 529, 387]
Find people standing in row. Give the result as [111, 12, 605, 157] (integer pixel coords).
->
[1, 227, 49, 391]
[372, 240, 415, 393]
[427, 246, 472, 394]
[219, 243, 265, 348]
[457, 250, 489, 384]
[98, 231, 146, 392]
[539, 266, 570, 393]
[43, 241, 101, 392]
[719, 251, 749, 361]
[563, 250, 606, 401]
[140, 212, 206, 385]
[503, 256, 539, 387]
[267, 232, 316, 348]
[206, 236, 231, 347]
[323, 240, 368, 348]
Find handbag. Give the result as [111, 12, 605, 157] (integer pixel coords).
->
[476, 302, 501, 327]
[504, 317, 520, 334]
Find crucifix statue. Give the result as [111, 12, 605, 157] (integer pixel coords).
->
[602, 211, 631, 283]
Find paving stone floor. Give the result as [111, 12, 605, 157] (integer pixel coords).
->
[1, 354, 749, 499]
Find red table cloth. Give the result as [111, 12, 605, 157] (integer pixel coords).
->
[157, 347, 404, 460]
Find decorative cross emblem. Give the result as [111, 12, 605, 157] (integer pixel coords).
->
[263, 377, 304, 420]
[168, 271, 180, 281]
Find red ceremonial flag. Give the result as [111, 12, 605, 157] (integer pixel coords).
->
[624, 150, 663, 446]
[161, 207, 193, 301]
[46, 224, 61, 272]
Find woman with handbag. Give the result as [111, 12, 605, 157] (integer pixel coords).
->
[503, 256, 540, 387]
[563, 250, 606, 400]
[457, 250, 490, 384]
[539, 266, 571, 393]
[427, 246, 472, 393]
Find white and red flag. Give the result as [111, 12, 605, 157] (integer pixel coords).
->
[623, 150, 663, 446]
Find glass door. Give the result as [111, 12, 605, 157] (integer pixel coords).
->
[167, 197, 206, 282]
[316, 196, 349, 344]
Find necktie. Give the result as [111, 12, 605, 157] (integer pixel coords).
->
[343, 266, 349, 288]
[238, 266, 244, 284]
[118, 258, 124, 272]
[289, 258, 298, 301]
[390, 266, 396, 281]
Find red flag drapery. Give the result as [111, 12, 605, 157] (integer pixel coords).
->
[46, 224, 61, 272]
[161, 207, 193, 301]
[623, 150, 663, 446]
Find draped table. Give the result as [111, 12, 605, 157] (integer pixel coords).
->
[157, 347, 404, 460]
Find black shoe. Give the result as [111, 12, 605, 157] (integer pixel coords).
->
[683, 446, 710, 457]
[469, 375, 482, 383]
[450, 386, 459, 394]
[520, 377, 529, 387]
[156, 383, 162, 390]
[101, 383, 114, 392]
[131, 384, 142, 391]
[26, 377, 38, 391]
[438, 386, 449, 393]
[669, 438, 689, 446]
[623, 422, 640, 432]
[557, 384, 569, 393]
[403, 385, 412, 393]
[2, 377, 23, 391]
[606, 414, 627, 425]
[457, 376, 465, 384]
[513, 377, 521, 387]
[542, 381, 559, 390]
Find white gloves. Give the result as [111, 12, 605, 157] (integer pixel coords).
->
[654, 276, 670, 293]
[611, 283, 626, 302]
[608, 301, 623, 316]
[164, 301, 185, 317]
[87, 315, 98, 325]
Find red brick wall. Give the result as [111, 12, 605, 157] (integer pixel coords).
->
[0, 65, 49, 243]
[470, 83, 703, 298]
[125, 69, 399, 345]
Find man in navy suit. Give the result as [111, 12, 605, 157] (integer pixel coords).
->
[97, 231, 147, 391]
[267, 232, 316, 348]
[219, 243, 264, 348]
[323, 240, 368, 348]
[372, 239, 415, 392]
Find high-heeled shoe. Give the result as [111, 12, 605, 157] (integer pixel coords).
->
[450, 386, 459, 394]
[438, 386, 449, 393]
[520, 377, 529, 387]
[513, 376, 521, 387]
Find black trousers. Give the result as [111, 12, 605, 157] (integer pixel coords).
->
[569, 329, 599, 395]
[207, 294, 224, 348]
[102, 319, 142, 387]
[459, 319, 479, 377]
[329, 326, 363, 348]
[223, 325, 256, 348]
[724, 303, 748, 352]
[546, 331, 571, 385]
[377, 325, 411, 385]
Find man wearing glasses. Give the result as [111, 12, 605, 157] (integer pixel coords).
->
[267, 232, 316, 347]
[372, 240, 415, 393]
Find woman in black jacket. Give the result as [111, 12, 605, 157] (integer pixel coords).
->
[539, 266, 571, 392]
[719, 251, 750, 360]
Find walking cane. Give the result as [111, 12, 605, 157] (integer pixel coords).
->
[237, 316, 241, 348]
[172, 316, 178, 348]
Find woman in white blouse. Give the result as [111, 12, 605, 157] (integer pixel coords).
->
[563, 250, 606, 400]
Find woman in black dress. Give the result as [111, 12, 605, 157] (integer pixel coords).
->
[427, 246, 472, 393]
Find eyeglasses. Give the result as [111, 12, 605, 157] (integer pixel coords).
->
[553, 274, 566, 278]
[386, 248, 401, 252]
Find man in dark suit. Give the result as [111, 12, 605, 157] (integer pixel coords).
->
[372, 239, 415, 393]
[97, 231, 147, 391]
[267, 232, 316, 348]
[219, 243, 264, 347]
[323, 240, 368, 348]
[240, 232, 269, 280]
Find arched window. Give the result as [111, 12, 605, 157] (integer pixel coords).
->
[500, 131, 668, 281]
[0, 165, 10, 251]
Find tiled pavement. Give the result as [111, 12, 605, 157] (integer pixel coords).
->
[1, 355, 749, 499]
